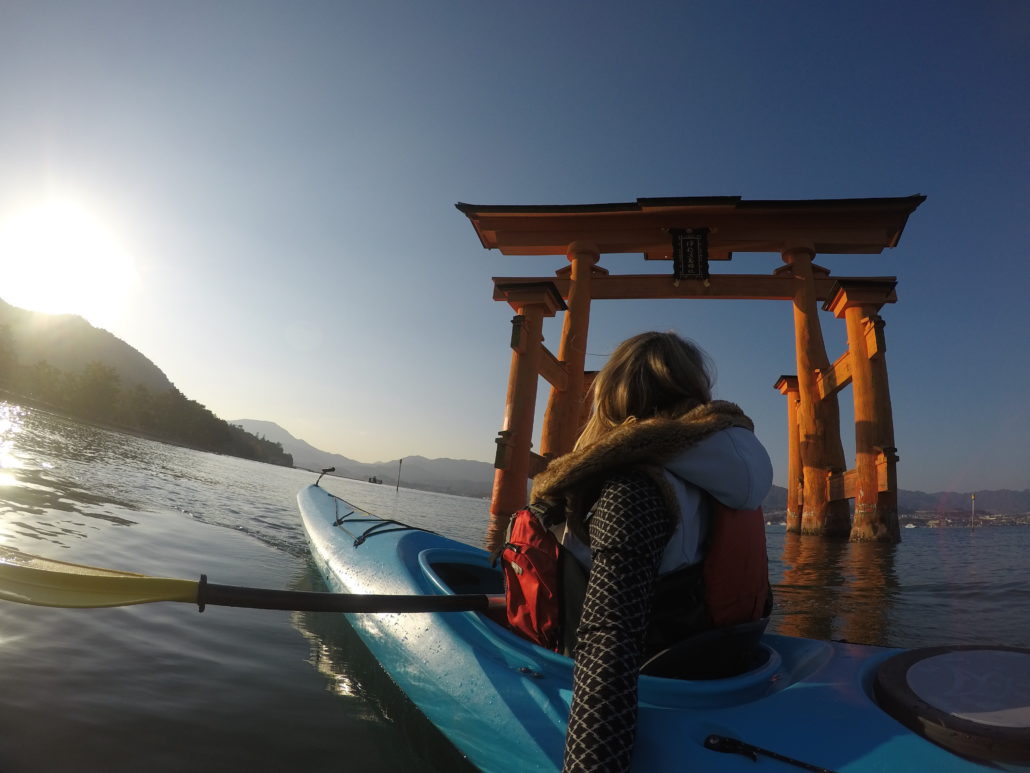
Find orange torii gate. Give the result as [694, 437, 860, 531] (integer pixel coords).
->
[456, 195, 925, 549]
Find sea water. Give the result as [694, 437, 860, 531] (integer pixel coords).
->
[0, 404, 1026, 772]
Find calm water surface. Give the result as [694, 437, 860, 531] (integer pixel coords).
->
[0, 404, 1026, 772]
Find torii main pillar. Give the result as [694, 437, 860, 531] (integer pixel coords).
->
[826, 281, 901, 542]
[487, 282, 565, 552]
[773, 375, 802, 532]
[540, 241, 602, 459]
[782, 246, 851, 538]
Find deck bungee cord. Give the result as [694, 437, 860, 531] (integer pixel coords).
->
[319, 471, 436, 547]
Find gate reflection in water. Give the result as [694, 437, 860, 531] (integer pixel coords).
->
[774, 533, 900, 646]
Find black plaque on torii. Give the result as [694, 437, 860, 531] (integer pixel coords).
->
[670, 227, 710, 281]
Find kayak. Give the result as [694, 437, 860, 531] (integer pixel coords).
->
[297, 483, 1030, 772]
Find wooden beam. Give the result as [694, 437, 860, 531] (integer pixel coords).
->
[493, 273, 898, 303]
[824, 465, 898, 500]
[528, 452, 549, 478]
[537, 344, 567, 390]
[877, 449, 898, 493]
[817, 351, 853, 399]
[866, 316, 886, 357]
[816, 319, 887, 399]
[827, 469, 859, 501]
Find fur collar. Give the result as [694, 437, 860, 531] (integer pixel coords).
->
[530, 401, 754, 514]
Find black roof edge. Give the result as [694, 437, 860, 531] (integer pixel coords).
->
[635, 196, 742, 207]
[456, 201, 642, 215]
[456, 194, 925, 217]
[735, 194, 926, 210]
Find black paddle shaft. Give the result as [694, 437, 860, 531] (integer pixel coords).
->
[195, 575, 497, 614]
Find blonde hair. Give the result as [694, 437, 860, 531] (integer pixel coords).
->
[575, 331, 713, 450]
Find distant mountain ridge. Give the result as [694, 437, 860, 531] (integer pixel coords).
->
[232, 418, 495, 498]
[760, 485, 1030, 515]
[232, 419, 1030, 512]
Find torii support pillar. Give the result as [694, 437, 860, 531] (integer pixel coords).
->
[486, 283, 565, 553]
[541, 242, 602, 459]
[827, 282, 901, 542]
[774, 375, 803, 533]
[782, 246, 851, 538]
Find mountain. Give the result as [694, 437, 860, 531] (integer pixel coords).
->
[896, 488, 1030, 515]
[237, 419, 1030, 514]
[232, 418, 493, 498]
[231, 419, 366, 478]
[0, 298, 174, 392]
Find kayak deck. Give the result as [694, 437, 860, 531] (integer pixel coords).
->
[298, 484, 1024, 772]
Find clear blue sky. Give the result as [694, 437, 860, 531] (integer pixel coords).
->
[0, 1, 1027, 492]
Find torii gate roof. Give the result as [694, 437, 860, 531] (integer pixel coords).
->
[456, 195, 926, 259]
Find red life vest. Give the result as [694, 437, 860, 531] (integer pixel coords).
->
[500, 501, 770, 652]
[702, 502, 770, 628]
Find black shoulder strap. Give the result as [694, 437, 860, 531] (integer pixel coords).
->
[528, 499, 566, 529]
[558, 549, 588, 656]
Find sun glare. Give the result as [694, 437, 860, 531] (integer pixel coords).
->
[0, 196, 138, 329]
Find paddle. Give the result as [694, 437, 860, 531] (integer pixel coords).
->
[0, 547, 504, 614]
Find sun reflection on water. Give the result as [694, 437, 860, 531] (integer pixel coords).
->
[0, 404, 25, 489]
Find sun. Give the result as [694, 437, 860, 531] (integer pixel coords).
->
[0, 196, 138, 329]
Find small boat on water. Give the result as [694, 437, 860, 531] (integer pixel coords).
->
[298, 483, 1030, 773]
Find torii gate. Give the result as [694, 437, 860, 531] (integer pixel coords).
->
[456, 195, 925, 550]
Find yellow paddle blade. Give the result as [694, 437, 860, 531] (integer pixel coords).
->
[0, 547, 199, 608]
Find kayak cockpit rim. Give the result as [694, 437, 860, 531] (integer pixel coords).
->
[418, 548, 504, 596]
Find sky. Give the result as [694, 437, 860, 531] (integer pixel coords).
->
[0, 1, 1027, 493]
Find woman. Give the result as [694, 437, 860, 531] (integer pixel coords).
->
[529, 331, 773, 772]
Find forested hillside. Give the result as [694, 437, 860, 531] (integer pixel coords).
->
[0, 301, 292, 466]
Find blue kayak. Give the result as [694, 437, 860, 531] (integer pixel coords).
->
[297, 483, 1030, 772]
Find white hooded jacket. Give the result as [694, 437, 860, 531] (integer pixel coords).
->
[561, 426, 773, 574]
